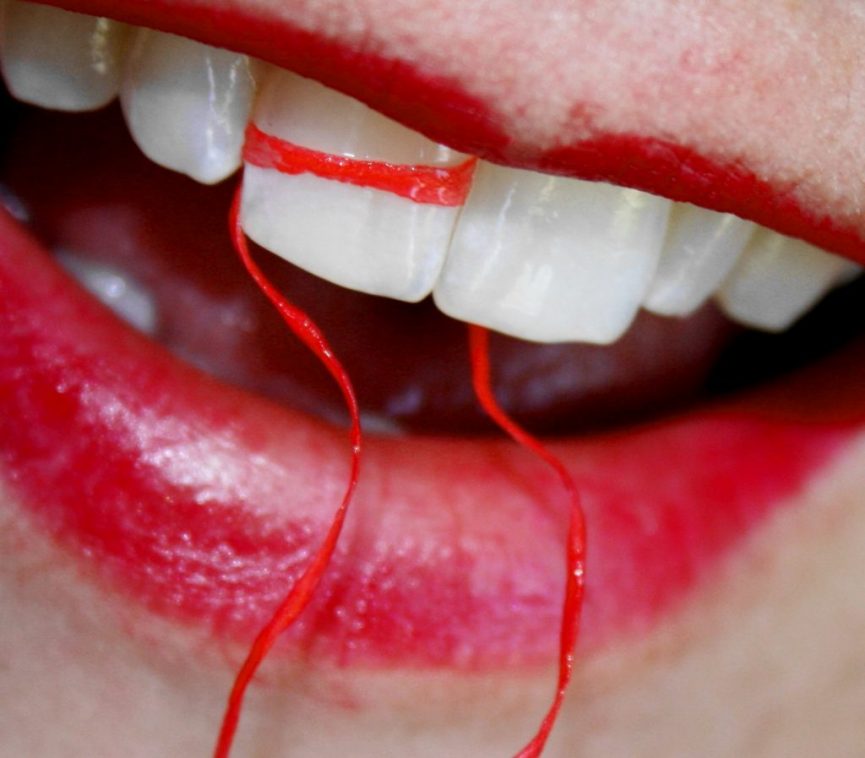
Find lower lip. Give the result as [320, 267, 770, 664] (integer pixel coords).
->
[2, 200, 864, 669]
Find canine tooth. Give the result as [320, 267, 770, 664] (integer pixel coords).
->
[0, 2, 128, 111]
[644, 204, 755, 316]
[241, 70, 465, 302]
[433, 163, 671, 344]
[716, 229, 861, 330]
[56, 252, 158, 335]
[121, 31, 254, 184]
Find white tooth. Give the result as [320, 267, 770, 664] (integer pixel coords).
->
[241, 70, 465, 302]
[56, 252, 158, 336]
[0, 2, 128, 111]
[0, 184, 29, 224]
[433, 163, 671, 344]
[120, 30, 254, 185]
[644, 204, 755, 316]
[715, 228, 861, 331]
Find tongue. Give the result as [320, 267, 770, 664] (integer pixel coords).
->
[2, 98, 737, 434]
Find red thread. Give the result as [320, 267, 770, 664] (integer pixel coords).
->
[468, 324, 587, 758]
[217, 117, 578, 755]
[243, 122, 477, 206]
[213, 184, 363, 758]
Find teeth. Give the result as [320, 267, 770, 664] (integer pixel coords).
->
[5, 5, 863, 345]
[715, 228, 861, 331]
[433, 163, 671, 344]
[0, 1, 129, 111]
[120, 31, 255, 184]
[240, 70, 466, 302]
[56, 251, 158, 336]
[644, 204, 755, 316]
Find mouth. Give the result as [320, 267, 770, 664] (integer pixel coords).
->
[3, 0, 865, 753]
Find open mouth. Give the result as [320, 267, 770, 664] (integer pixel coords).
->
[3, 1, 865, 755]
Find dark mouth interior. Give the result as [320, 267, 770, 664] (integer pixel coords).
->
[3, 85, 864, 436]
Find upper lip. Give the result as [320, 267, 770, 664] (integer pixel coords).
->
[31, 0, 865, 266]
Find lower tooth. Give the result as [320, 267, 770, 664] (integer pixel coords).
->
[240, 70, 466, 302]
[0, 184, 29, 223]
[0, 1, 128, 112]
[644, 204, 755, 316]
[433, 163, 671, 344]
[56, 252, 158, 336]
[120, 31, 255, 185]
[715, 228, 862, 331]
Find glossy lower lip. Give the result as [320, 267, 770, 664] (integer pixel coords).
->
[3, 201, 865, 668]
[29, 0, 865, 267]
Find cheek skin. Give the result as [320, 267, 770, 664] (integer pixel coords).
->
[2, 434, 865, 756]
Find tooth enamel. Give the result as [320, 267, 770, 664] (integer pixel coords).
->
[5, 10, 859, 346]
[0, 185, 29, 224]
[715, 228, 861, 331]
[120, 30, 255, 184]
[644, 204, 755, 316]
[0, 1, 128, 111]
[56, 251, 158, 335]
[240, 70, 465, 302]
[433, 163, 671, 344]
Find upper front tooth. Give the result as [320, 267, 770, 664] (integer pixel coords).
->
[644, 204, 755, 316]
[0, 1, 129, 111]
[120, 30, 255, 185]
[240, 70, 467, 302]
[433, 163, 671, 344]
[5, 5, 855, 346]
[715, 228, 861, 330]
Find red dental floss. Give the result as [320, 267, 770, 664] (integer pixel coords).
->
[218, 121, 582, 756]
[243, 123, 477, 205]
[468, 324, 587, 758]
[213, 184, 363, 758]
[216, 119, 475, 755]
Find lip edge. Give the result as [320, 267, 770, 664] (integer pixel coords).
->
[18, 0, 865, 268]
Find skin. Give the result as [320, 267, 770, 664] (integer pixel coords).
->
[3, 0, 865, 755]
